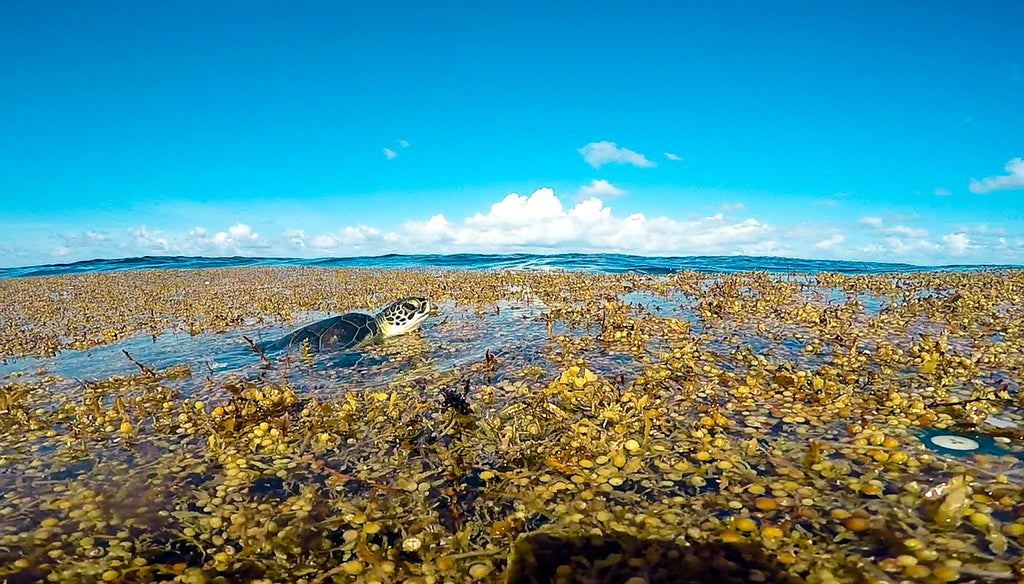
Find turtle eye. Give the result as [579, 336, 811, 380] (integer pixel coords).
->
[402, 300, 419, 312]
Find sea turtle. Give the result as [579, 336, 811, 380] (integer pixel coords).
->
[262, 297, 433, 353]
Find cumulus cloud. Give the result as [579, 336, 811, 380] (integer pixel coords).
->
[814, 234, 844, 250]
[883, 237, 942, 256]
[383, 148, 398, 160]
[577, 179, 624, 200]
[969, 158, 1024, 194]
[114, 223, 266, 257]
[400, 188, 775, 254]
[309, 235, 337, 249]
[664, 152, 683, 161]
[231, 223, 256, 239]
[26, 189, 1018, 269]
[465, 189, 566, 230]
[405, 214, 450, 244]
[208, 223, 259, 250]
[128, 226, 170, 252]
[398, 140, 410, 148]
[841, 225, 1003, 263]
[579, 141, 656, 169]
[858, 217, 929, 239]
[943, 233, 971, 255]
[309, 226, 383, 250]
[283, 229, 306, 248]
[955, 224, 1006, 236]
[60, 230, 108, 248]
[175, 222, 261, 254]
[858, 216, 929, 239]
[886, 225, 929, 238]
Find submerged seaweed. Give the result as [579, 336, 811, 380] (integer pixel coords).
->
[1, 267, 1024, 583]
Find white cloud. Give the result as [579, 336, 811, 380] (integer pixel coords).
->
[887, 212, 921, 222]
[933, 187, 953, 196]
[943, 233, 971, 255]
[720, 202, 745, 213]
[306, 234, 334, 248]
[309, 235, 337, 249]
[955, 223, 1007, 236]
[883, 236, 942, 255]
[17, 187, 1022, 269]
[398, 140, 410, 148]
[59, 230, 108, 248]
[468, 189, 565, 228]
[208, 223, 260, 251]
[578, 141, 656, 169]
[128, 226, 170, 251]
[183, 227, 209, 253]
[664, 152, 683, 161]
[400, 188, 775, 254]
[858, 217, 928, 238]
[839, 225, 1002, 263]
[309, 226, 383, 250]
[969, 158, 1024, 194]
[229, 223, 257, 241]
[383, 148, 397, 160]
[283, 229, 305, 247]
[406, 214, 450, 244]
[577, 179, 624, 200]
[814, 234, 844, 250]
[886, 225, 929, 238]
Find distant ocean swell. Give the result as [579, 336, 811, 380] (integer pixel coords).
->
[1, 254, 1020, 279]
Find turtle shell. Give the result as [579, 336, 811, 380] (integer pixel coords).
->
[263, 311, 380, 353]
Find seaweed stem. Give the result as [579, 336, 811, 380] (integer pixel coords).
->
[242, 335, 270, 366]
[121, 349, 155, 377]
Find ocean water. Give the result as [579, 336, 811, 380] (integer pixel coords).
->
[2, 252, 1020, 279]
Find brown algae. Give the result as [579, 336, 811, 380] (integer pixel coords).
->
[1, 268, 1024, 582]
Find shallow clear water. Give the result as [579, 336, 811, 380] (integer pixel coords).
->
[0, 299, 559, 403]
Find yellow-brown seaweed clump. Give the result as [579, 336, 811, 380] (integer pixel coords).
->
[1, 267, 1024, 583]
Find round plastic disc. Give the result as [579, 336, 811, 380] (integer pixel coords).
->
[929, 434, 980, 451]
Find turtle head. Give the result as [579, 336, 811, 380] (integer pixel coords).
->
[376, 297, 432, 337]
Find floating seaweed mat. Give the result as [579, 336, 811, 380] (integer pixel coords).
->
[505, 532, 804, 584]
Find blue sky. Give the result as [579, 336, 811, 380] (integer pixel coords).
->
[2, 1, 1023, 267]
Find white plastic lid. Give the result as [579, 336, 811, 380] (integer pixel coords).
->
[929, 434, 980, 451]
